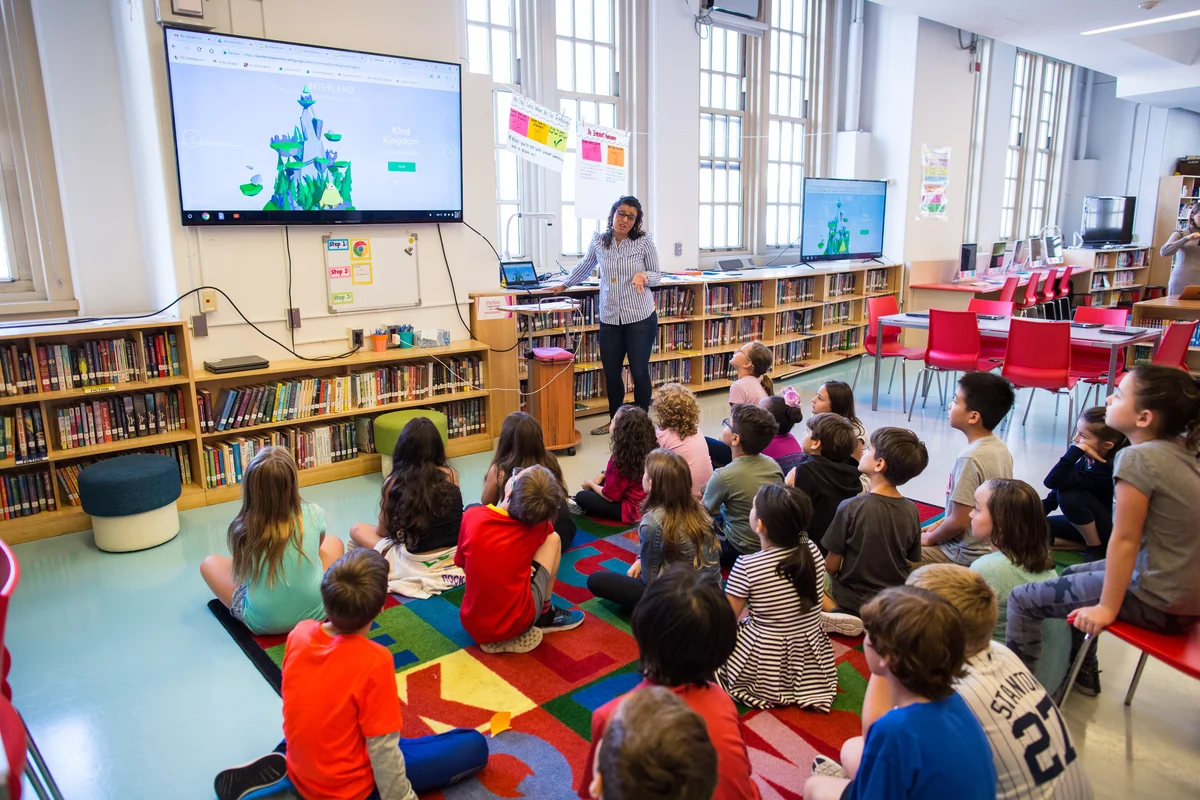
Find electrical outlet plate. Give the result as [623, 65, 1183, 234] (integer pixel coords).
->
[191, 314, 208, 337]
[348, 328, 364, 348]
[200, 289, 218, 312]
[287, 308, 301, 329]
[171, 0, 205, 17]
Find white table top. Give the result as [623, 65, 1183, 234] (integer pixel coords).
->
[880, 313, 1162, 349]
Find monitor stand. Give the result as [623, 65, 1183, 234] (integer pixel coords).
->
[861, 257, 886, 265]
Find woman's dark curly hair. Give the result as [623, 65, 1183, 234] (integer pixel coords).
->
[610, 404, 658, 481]
[379, 418, 459, 551]
[600, 196, 646, 248]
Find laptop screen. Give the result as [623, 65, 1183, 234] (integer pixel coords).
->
[502, 260, 539, 286]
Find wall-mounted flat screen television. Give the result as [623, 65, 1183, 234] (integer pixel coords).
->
[163, 27, 463, 226]
[800, 178, 887, 261]
[1081, 196, 1135, 247]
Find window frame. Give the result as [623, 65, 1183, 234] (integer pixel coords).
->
[0, 0, 76, 313]
[699, 26, 748, 253]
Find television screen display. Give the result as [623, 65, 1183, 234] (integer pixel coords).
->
[163, 28, 463, 226]
[1081, 196, 1135, 247]
[800, 178, 886, 261]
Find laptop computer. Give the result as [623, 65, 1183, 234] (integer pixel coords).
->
[501, 260, 542, 288]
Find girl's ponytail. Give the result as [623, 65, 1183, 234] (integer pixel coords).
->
[1129, 365, 1200, 456]
[746, 341, 774, 396]
[753, 484, 817, 612]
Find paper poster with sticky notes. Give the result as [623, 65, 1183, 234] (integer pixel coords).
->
[576, 121, 631, 219]
[919, 145, 951, 220]
[507, 93, 570, 173]
[325, 234, 421, 313]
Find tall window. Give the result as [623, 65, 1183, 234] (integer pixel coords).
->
[1000, 51, 1070, 240]
[699, 28, 746, 251]
[466, 0, 523, 256]
[764, 0, 808, 249]
[555, 0, 619, 256]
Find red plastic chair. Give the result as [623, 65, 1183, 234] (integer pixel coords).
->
[1014, 272, 1048, 317]
[908, 310, 981, 422]
[1071, 307, 1129, 406]
[1061, 621, 1200, 711]
[0, 540, 16, 703]
[1001, 318, 1077, 442]
[1053, 268, 1075, 319]
[853, 296, 924, 411]
[1152, 320, 1199, 372]
[1039, 268, 1063, 318]
[997, 276, 1020, 304]
[968, 299, 1015, 371]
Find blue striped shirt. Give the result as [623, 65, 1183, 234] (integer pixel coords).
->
[564, 232, 661, 325]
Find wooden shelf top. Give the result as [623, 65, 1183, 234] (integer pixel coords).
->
[193, 340, 489, 383]
[51, 429, 195, 461]
[0, 314, 185, 342]
[33, 375, 191, 405]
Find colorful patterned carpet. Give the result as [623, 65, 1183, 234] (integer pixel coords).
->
[209, 499, 991, 799]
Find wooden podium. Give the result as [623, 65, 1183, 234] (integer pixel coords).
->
[502, 300, 582, 455]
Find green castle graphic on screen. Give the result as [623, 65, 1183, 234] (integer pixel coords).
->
[239, 86, 353, 211]
[817, 202, 851, 256]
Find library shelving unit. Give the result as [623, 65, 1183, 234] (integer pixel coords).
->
[471, 262, 902, 421]
[1150, 173, 1200, 287]
[0, 314, 494, 544]
[1062, 246, 1152, 309]
[1130, 296, 1200, 374]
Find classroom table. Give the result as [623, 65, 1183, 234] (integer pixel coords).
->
[870, 313, 1162, 411]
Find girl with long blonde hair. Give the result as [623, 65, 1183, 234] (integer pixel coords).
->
[200, 446, 344, 634]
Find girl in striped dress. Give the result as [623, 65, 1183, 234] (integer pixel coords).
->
[717, 483, 838, 710]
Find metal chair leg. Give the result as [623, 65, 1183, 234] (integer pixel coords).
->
[908, 369, 923, 422]
[1058, 631, 1097, 711]
[900, 362, 908, 413]
[24, 721, 66, 800]
[1067, 392, 1075, 447]
[1055, 393, 1061, 418]
[1125, 652, 1149, 706]
[1021, 388, 1036, 424]
[888, 358, 898, 394]
[852, 355, 864, 391]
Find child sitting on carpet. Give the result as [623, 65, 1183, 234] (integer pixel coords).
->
[707, 341, 775, 468]
[586, 449, 720, 609]
[200, 446, 344, 635]
[651, 383, 713, 499]
[716, 484, 837, 711]
[969, 479, 1070, 693]
[703, 403, 784, 566]
[784, 413, 864, 549]
[349, 417, 464, 599]
[574, 405, 657, 525]
[587, 685, 718, 800]
[481, 411, 576, 551]
[457, 465, 584, 654]
[212, 548, 488, 800]
[1043, 406, 1125, 559]
[579, 567, 760, 800]
[759, 388, 804, 463]
[803, 586, 996, 800]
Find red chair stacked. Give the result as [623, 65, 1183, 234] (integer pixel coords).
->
[1061, 621, 1200, 711]
[967, 298, 1015, 372]
[1014, 272, 1048, 317]
[1052, 268, 1075, 319]
[1002, 318, 1077, 443]
[1151, 320, 1198, 372]
[997, 276, 1020, 304]
[853, 296, 924, 411]
[908, 310, 981, 422]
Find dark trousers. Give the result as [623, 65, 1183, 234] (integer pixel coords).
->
[706, 436, 733, 469]
[586, 570, 646, 608]
[554, 501, 577, 552]
[575, 489, 624, 522]
[1046, 489, 1112, 546]
[600, 311, 657, 419]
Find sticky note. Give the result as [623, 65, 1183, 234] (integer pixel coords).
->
[581, 140, 602, 162]
[490, 711, 512, 737]
[508, 109, 530, 137]
[547, 126, 568, 151]
[352, 262, 373, 285]
[607, 146, 625, 167]
[528, 118, 550, 145]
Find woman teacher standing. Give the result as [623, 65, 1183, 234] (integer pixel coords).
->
[555, 196, 661, 435]
[1162, 203, 1200, 297]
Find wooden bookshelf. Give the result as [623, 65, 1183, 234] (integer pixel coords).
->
[471, 263, 901, 420]
[0, 316, 496, 543]
[1063, 246, 1152, 310]
[1150, 174, 1200, 288]
[1130, 296, 1200, 374]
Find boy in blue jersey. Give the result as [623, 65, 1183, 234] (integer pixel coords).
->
[804, 586, 996, 800]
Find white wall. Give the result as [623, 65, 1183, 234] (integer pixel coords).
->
[975, 42, 1017, 249]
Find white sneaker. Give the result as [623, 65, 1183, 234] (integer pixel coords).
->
[480, 626, 544, 654]
[811, 755, 848, 778]
[822, 611, 864, 637]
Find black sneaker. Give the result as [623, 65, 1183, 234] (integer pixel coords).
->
[1072, 662, 1102, 697]
[536, 606, 585, 632]
[214, 753, 287, 800]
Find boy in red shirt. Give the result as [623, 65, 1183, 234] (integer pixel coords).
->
[213, 549, 488, 800]
[456, 464, 584, 653]
[579, 567, 762, 800]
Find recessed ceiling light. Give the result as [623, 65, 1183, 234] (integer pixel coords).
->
[1081, 8, 1200, 35]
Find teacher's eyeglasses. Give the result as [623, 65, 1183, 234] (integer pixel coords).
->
[614, 211, 637, 221]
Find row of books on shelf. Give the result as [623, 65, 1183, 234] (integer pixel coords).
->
[0, 407, 47, 463]
[703, 317, 764, 348]
[202, 421, 360, 488]
[36, 338, 140, 390]
[196, 358, 484, 433]
[652, 323, 693, 354]
[0, 346, 37, 397]
[516, 308, 577, 334]
[776, 309, 816, 336]
[1099, 251, 1147, 269]
[1091, 272, 1138, 290]
[622, 362, 692, 393]
[575, 371, 603, 400]
[705, 282, 764, 313]
[777, 277, 816, 304]
[439, 397, 488, 439]
[774, 339, 814, 365]
[829, 273, 857, 297]
[702, 355, 735, 383]
[822, 329, 862, 351]
[0, 469, 55, 519]
[825, 301, 852, 324]
[655, 288, 695, 319]
[864, 268, 890, 293]
[55, 444, 193, 506]
[54, 388, 188, 450]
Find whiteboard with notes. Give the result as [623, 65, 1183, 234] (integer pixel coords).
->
[324, 233, 422, 314]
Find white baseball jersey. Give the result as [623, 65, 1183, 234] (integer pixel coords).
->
[956, 643, 1093, 800]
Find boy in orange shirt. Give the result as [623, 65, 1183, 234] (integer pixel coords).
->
[213, 549, 488, 800]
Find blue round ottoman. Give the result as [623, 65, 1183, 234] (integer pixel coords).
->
[79, 454, 182, 552]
